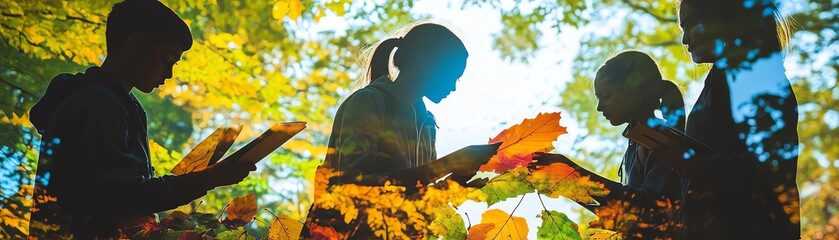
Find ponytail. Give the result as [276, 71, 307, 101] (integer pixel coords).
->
[361, 38, 401, 86]
[658, 80, 686, 130]
[357, 22, 467, 89]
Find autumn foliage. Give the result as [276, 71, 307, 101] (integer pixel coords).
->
[306, 112, 622, 239]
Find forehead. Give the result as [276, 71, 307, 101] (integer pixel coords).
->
[593, 77, 615, 95]
[678, 5, 690, 23]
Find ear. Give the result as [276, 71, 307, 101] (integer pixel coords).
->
[124, 32, 148, 56]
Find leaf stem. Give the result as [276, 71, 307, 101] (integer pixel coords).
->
[492, 193, 527, 240]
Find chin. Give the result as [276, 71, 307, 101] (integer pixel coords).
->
[427, 94, 448, 103]
[691, 54, 714, 64]
[136, 86, 155, 93]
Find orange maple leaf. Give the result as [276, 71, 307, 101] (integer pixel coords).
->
[221, 193, 257, 228]
[480, 112, 567, 172]
[307, 223, 343, 240]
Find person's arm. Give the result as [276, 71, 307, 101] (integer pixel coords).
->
[60, 90, 249, 216]
[532, 153, 680, 212]
[324, 91, 496, 187]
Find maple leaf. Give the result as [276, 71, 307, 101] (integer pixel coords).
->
[481, 112, 567, 173]
[527, 163, 610, 204]
[537, 210, 581, 240]
[306, 223, 342, 240]
[171, 126, 241, 175]
[221, 193, 257, 228]
[428, 205, 467, 239]
[267, 214, 303, 240]
[272, 0, 305, 22]
[473, 167, 535, 206]
[466, 209, 529, 240]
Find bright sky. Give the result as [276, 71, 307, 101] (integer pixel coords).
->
[408, 2, 589, 238]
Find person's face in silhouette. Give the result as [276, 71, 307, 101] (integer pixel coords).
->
[129, 37, 183, 93]
[679, 3, 718, 64]
[594, 77, 647, 126]
[421, 54, 467, 103]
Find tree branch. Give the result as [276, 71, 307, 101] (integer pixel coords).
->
[0, 76, 38, 98]
[619, 0, 677, 23]
[0, 23, 64, 58]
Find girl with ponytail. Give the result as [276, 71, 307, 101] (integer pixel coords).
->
[536, 51, 685, 239]
[304, 22, 499, 238]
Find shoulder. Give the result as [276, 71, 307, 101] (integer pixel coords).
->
[71, 84, 123, 103]
[341, 87, 386, 109]
[63, 83, 130, 116]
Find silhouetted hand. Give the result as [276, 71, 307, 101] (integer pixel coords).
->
[439, 142, 502, 176]
[207, 159, 257, 187]
[529, 152, 578, 170]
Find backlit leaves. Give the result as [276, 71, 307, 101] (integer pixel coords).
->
[537, 210, 581, 240]
[528, 163, 609, 204]
[171, 126, 241, 175]
[428, 205, 467, 239]
[222, 194, 257, 228]
[475, 167, 535, 206]
[267, 214, 303, 240]
[481, 112, 567, 173]
[466, 209, 529, 240]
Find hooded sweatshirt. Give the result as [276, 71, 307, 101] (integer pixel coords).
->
[28, 67, 212, 238]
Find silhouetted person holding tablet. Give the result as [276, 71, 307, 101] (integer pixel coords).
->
[28, 0, 255, 238]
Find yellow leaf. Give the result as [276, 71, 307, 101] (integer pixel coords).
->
[25, 26, 45, 45]
[587, 229, 622, 240]
[171, 126, 241, 175]
[272, 0, 290, 21]
[1, 112, 32, 127]
[267, 214, 303, 240]
[287, 0, 305, 21]
[313, 5, 325, 22]
[466, 209, 528, 240]
[222, 193, 257, 228]
[324, 0, 348, 16]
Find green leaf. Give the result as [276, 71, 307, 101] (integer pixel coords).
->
[215, 227, 255, 240]
[537, 210, 581, 240]
[429, 206, 467, 239]
[477, 167, 535, 206]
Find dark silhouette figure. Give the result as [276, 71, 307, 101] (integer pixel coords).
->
[536, 51, 686, 239]
[653, 0, 800, 238]
[27, 0, 255, 238]
[304, 22, 499, 238]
